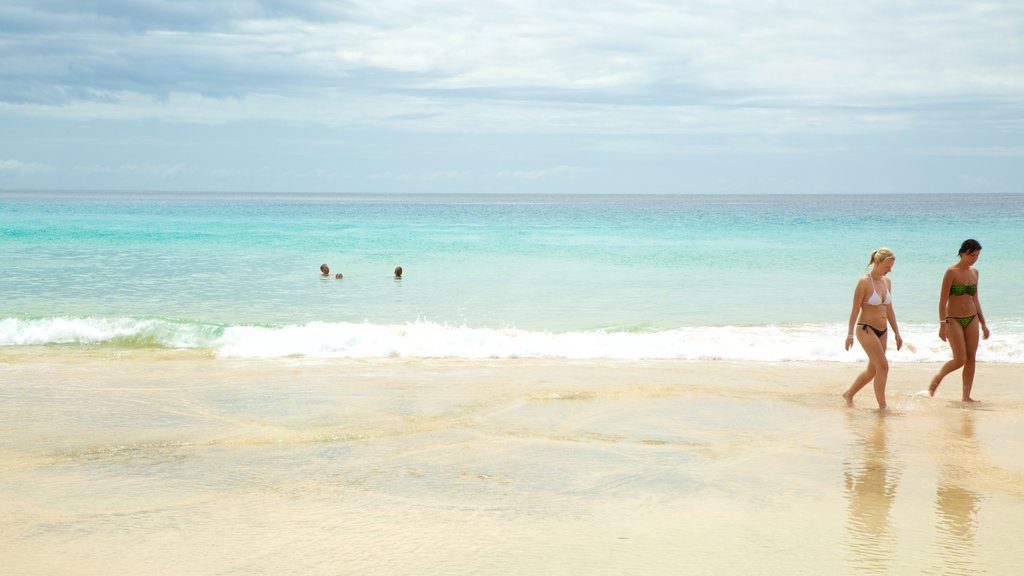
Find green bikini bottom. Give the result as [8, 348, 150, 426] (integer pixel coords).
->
[949, 315, 977, 329]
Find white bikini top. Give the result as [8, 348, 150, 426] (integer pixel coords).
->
[865, 276, 892, 306]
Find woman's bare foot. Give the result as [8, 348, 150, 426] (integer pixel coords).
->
[842, 391, 854, 407]
[962, 397, 979, 403]
[928, 376, 941, 397]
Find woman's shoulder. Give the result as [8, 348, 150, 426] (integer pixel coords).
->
[945, 266, 978, 284]
[852, 274, 868, 293]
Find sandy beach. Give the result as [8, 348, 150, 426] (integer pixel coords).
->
[2, 351, 1023, 575]
[6, 0, 1024, 572]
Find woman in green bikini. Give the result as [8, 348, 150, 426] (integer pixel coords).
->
[929, 239, 990, 401]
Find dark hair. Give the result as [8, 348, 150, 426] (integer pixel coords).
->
[959, 239, 982, 255]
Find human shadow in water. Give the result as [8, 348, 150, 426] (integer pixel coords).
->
[843, 412, 902, 574]
[933, 410, 981, 576]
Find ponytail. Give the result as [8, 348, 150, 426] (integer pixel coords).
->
[867, 247, 895, 268]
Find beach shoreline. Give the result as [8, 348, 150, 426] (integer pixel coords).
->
[3, 353, 1023, 575]
[2, 347, 1022, 404]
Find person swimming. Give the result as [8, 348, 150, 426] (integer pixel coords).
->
[320, 264, 342, 279]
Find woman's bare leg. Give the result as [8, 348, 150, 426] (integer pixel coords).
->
[847, 328, 889, 410]
[930, 323, 967, 396]
[844, 365, 876, 406]
[961, 318, 981, 402]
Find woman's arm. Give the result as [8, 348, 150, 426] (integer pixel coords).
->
[886, 278, 903, 350]
[846, 278, 864, 350]
[974, 269, 990, 339]
[938, 268, 953, 341]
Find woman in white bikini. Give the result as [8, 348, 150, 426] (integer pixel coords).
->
[929, 239, 989, 402]
[843, 248, 903, 410]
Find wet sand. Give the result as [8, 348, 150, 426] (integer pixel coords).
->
[2, 350, 1023, 575]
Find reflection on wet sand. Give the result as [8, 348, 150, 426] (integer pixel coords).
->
[844, 413, 901, 574]
[935, 409, 981, 576]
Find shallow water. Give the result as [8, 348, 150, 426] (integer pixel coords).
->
[3, 352, 1022, 575]
[3, 191, 1024, 362]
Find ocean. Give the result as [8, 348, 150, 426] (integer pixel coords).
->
[2, 190, 1023, 361]
[5, 190, 1024, 575]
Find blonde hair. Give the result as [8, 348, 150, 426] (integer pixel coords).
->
[867, 247, 895, 267]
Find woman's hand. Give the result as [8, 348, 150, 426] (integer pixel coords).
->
[845, 336, 854, 351]
[939, 322, 948, 342]
[895, 334, 903, 351]
[982, 324, 991, 340]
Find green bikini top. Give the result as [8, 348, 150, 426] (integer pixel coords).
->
[949, 283, 977, 296]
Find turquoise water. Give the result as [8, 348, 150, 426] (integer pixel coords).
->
[3, 191, 1023, 361]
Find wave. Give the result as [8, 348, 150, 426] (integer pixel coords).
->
[2, 316, 1023, 363]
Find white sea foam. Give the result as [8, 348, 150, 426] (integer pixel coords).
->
[4, 316, 1023, 363]
[0, 317, 221, 349]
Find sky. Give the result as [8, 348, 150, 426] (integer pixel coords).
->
[1, 0, 1023, 195]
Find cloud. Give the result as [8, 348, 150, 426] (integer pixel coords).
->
[77, 161, 193, 179]
[3, 1, 1022, 114]
[0, 159, 49, 174]
[1, 1, 1022, 194]
[367, 170, 471, 182]
[957, 173, 1011, 192]
[498, 165, 586, 180]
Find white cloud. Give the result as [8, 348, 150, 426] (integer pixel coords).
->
[0, 89, 918, 137]
[0, 159, 49, 174]
[367, 170, 471, 182]
[4, 1, 1023, 110]
[77, 162, 192, 179]
[498, 165, 586, 180]
[957, 173, 1011, 192]
[1, 0, 1022, 193]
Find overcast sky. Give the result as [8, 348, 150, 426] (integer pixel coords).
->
[1, 0, 1022, 194]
